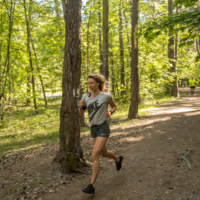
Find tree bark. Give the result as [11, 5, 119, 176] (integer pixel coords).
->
[168, 0, 178, 97]
[24, 0, 38, 113]
[119, 0, 125, 97]
[55, 0, 83, 173]
[102, 0, 109, 80]
[128, 0, 139, 119]
[99, 0, 103, 73]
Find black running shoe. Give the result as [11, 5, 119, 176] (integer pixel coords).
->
[82, 183, 95, 194]
[116, 156, 123, 171]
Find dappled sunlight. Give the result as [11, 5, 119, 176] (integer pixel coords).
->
[157, 108, 196, 114]
[119, 136, 144, 143]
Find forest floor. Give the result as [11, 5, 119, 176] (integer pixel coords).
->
[1, 87, 200, 200]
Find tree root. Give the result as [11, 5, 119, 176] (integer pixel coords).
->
[75, 168, 90, 174]
[53, 151, 92, 174]
[82, 160, 92, 168]
[181, 150, 192, 170]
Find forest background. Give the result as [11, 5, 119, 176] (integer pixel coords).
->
[0, 0, 200, 157]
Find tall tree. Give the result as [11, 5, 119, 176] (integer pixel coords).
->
[99, 0, 103, 73]
[168, 0, 178, 97]
[128, 0, 139, 119]
[54, 0, 83, 173]
[29, 0, 47, 106]
[24, 0, 38, 114]
[86, 2, 92, 78]
[102, 0, 109, 80]
[119, 0, 125, 96]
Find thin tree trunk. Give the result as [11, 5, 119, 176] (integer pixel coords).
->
[54, 0, 83, 173]
[174, 9, 179, 93]
[123, 11, 131, 56]
[152, 0, 155, 19]
[128, 0, 139, 119]
[119, 0, 125, 96]
[110, 43, 115, 95]
[24, 0, 38, 114]
[195, 30, 199, 54]
[0, 1, 15, 105]
[86, 4, 92, 77]
[99, 0, 103, 73]
[168, 0, 178, 97]
[102, 0, 109, 80]
[31, 42, 47, 106]
[26, 76, 31, 105]
[6, 1, 15, 102]
[198, 36, 200, 49]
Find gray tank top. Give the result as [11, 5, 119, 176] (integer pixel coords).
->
[82, 92, 112, 127]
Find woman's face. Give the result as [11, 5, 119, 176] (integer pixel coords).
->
[88, 78, 99, 92]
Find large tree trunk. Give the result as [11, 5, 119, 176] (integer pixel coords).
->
[99, 0, 103, 73]
[128, 0, 139, 119]
[168, 0, 178, 97]
[102, 0, 109, 80]
[54, 0, 83, 173]
[24, 0, 38, 114]
[119, 0, 125, 96]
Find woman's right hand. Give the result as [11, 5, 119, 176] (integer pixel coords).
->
[79, 99, 85, 109]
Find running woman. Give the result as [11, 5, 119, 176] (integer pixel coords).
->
[79, 73, 123, 194]
[189, 77, 197, 95]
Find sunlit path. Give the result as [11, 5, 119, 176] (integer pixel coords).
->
[39, 89, 200, 199]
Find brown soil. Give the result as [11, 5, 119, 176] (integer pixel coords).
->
[1, 87, 200, 200]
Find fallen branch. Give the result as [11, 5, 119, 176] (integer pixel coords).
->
[181, 150, 192, 170]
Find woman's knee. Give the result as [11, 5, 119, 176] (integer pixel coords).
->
[92, 151, 100, 162]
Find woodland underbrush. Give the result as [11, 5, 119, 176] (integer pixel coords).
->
[0, 93, 183, 158]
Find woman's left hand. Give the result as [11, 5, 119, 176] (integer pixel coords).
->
[105, 110, 111, 118]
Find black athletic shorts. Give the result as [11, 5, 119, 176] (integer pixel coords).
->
[90, 121, 110, 138]
[190, 86, 195, 89]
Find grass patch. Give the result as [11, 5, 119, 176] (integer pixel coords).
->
[0, 94, 178, 157]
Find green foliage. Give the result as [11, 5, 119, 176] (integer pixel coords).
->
[0, 94, 177, 157]
[173, 0, 199, 8]
[137, 1, 200, 64]
[1, 0, 200, 157]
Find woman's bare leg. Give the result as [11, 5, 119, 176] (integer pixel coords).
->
[101, 145, 120, 162]
[91, 137, 107, 187]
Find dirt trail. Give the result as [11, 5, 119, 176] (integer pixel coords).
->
[1, 87, 200, 200]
